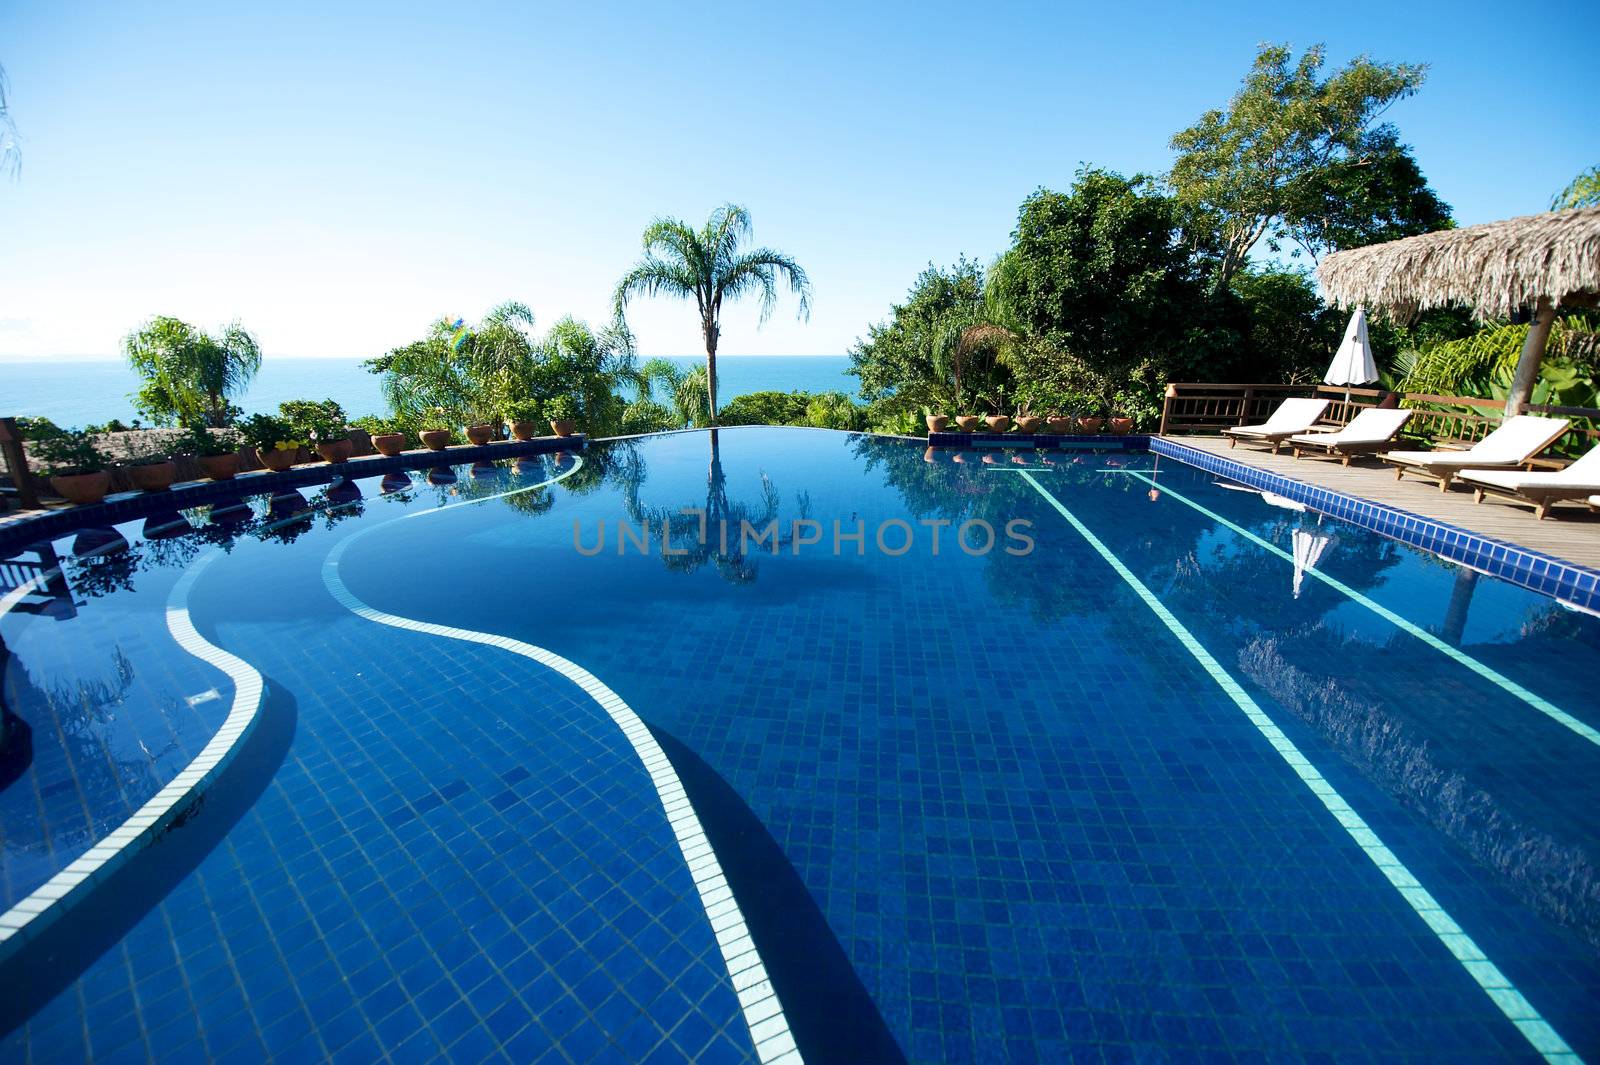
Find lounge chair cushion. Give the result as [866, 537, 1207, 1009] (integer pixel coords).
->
[1289, 408, 1412, 447]
[1384, 415, 1571, 468]
[1459, 444, 1600, 490]
[1225, 398, 1331, 438]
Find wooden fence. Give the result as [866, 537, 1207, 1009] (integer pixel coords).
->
[1158, 383, 1600, 461]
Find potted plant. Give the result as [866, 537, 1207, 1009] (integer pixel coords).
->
[1110, 415, 1135, 435]
[373, 432, 407, 456]
[1013, 398, 1043, 434]
[124, 438, 177, 492]
[1045, 412, 1074, 434]
[505, 399, 543, 441]
[1077, 405, 1104, 433]
[281, 399, 352, 463]
[546, 396, 577, 438]
[240, 413, 305, 472]
[954, 413, 981, 432]
[420, 426, 453, 450]
[923, 407, 950, 433]
[33, 429, 112, 505]
[465, 423, 495, 445]
[180, 426, 242, 480]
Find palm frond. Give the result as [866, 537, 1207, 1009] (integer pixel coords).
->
[613, 255, 701, 318]
[718, 248, 811, 323]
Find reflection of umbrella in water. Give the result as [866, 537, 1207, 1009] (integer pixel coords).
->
[1290, 519, 1334, 599]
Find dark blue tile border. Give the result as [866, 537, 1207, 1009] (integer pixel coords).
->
[0, 437, 587, 557]
[927, 431, 1149, 451]
[1149, 437, 1600, 614]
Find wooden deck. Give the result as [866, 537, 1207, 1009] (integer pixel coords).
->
[1167, 436, 1600, 570]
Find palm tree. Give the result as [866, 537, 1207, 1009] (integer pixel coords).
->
[614, 203, 811, 421]
[123, 317, 263, 427]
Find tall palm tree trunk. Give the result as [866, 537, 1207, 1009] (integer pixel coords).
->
[702, 315, 721, 422]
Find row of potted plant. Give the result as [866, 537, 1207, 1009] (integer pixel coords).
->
[925, 411, 1137, 434]
[30, 395, 588, 508]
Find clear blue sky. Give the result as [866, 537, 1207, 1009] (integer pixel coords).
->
[0, 0, 1594, 363]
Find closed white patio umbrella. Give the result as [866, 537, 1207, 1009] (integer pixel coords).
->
[1326, 308, 1377, 388]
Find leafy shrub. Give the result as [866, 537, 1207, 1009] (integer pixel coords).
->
[17, 416, 63, 439]
[620, 400, 677, 435]
[178, 426, 240, 457]
[503, 399, 546, 425]
[32, 429, 107, 477]
[544, 396, 577, 421]
[351, 414, 404, 438]
[716, 391, 810, 426]
[802, 392, 866, 431]
[278, 399, 347, 442]
[238, 413, 303, 453]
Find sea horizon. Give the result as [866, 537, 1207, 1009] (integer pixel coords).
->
[1, 354, 858, 427]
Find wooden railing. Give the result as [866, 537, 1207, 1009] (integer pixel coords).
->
[1158, 383, 1600, 460]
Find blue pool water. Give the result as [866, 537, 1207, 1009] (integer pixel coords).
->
[2, 428, 1597, 1062]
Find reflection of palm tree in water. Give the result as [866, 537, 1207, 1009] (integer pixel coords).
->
[623, 429, 796, 583]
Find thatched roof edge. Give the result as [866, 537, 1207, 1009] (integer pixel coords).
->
[1316, 206, 1600, 321]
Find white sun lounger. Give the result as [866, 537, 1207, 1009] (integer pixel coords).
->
[1381, 415, 1571, 491]
[1288, 408, 1414, 466]
[1223, 398, 1331, 454]
[1458, 444, 1600, 519]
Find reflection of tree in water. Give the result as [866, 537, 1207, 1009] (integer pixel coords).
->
[2, 647, 169, 849]
[616, 430, 798, 584]
[1240, 632, 1600, 958]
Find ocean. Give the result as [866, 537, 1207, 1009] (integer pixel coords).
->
[0, 355, 857, 427]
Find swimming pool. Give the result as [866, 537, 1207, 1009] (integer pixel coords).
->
[2, 427, 1597, 1062]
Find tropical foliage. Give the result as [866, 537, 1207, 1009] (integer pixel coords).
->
[1393, 315, 1600, 408]
[31, 429, 107, 477]
[1167, 43, 1444, 281]
[615, 204, 810, 419]
[1552, 166, 1600, 210]
[365, 303, 638, 437]
[123, 317, 263, 428]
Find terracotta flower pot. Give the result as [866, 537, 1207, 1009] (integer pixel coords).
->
[465, 424, 494, 445]
[1045, 416, 1074, 435]
[1015, 416, 1043, 433]
[316, 439, 353, 464]
[1110, 417, 1135, 435]
[257, 447, 297, 472]
[373, 433, 407, 457]
[549, 419, 576, 438]
[50, 471, 111, 505]
[1077, 416, 1104, 434]
[510, 420, 537, 442]
[925, 415, 950, 433]
[420, 430, 451, 451]
[127, 461, 176, 492]
[199, 454, 240, 481]
[954, 415, 981, 432]
[985, 415, 1012, 433]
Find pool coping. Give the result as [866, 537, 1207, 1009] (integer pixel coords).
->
[0, 550, 266, 965]
[0, 436, 588, 556]
[925, 431, 1600, 613]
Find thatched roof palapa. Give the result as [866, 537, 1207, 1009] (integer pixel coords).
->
[1317, 206, 1600, 321]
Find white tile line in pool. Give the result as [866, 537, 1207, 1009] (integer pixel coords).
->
[0, 549, 266, 962]
[1105, 468, 1600, 750]
[1013, 469, 1581, 1065]
[319, 457, 802, 1065]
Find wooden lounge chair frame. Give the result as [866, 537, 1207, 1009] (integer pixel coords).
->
[1469, 479, 1599, 520]
[1381, 418, 1572, 492]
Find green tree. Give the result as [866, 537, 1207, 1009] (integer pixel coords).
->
[635, 357, 711, 428]
[1169, 43, 1430, 284]
[848, 258, 997, 420]
[123, 317, 263, 427]
[990, 169, 1210, 411]
[1228, 268, 1345, 383]
[614, 203, 811, 420]
[1552, 166, 1600, 210]
[367, 303, 638, 436]
[1275, 129, 1452, 261]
